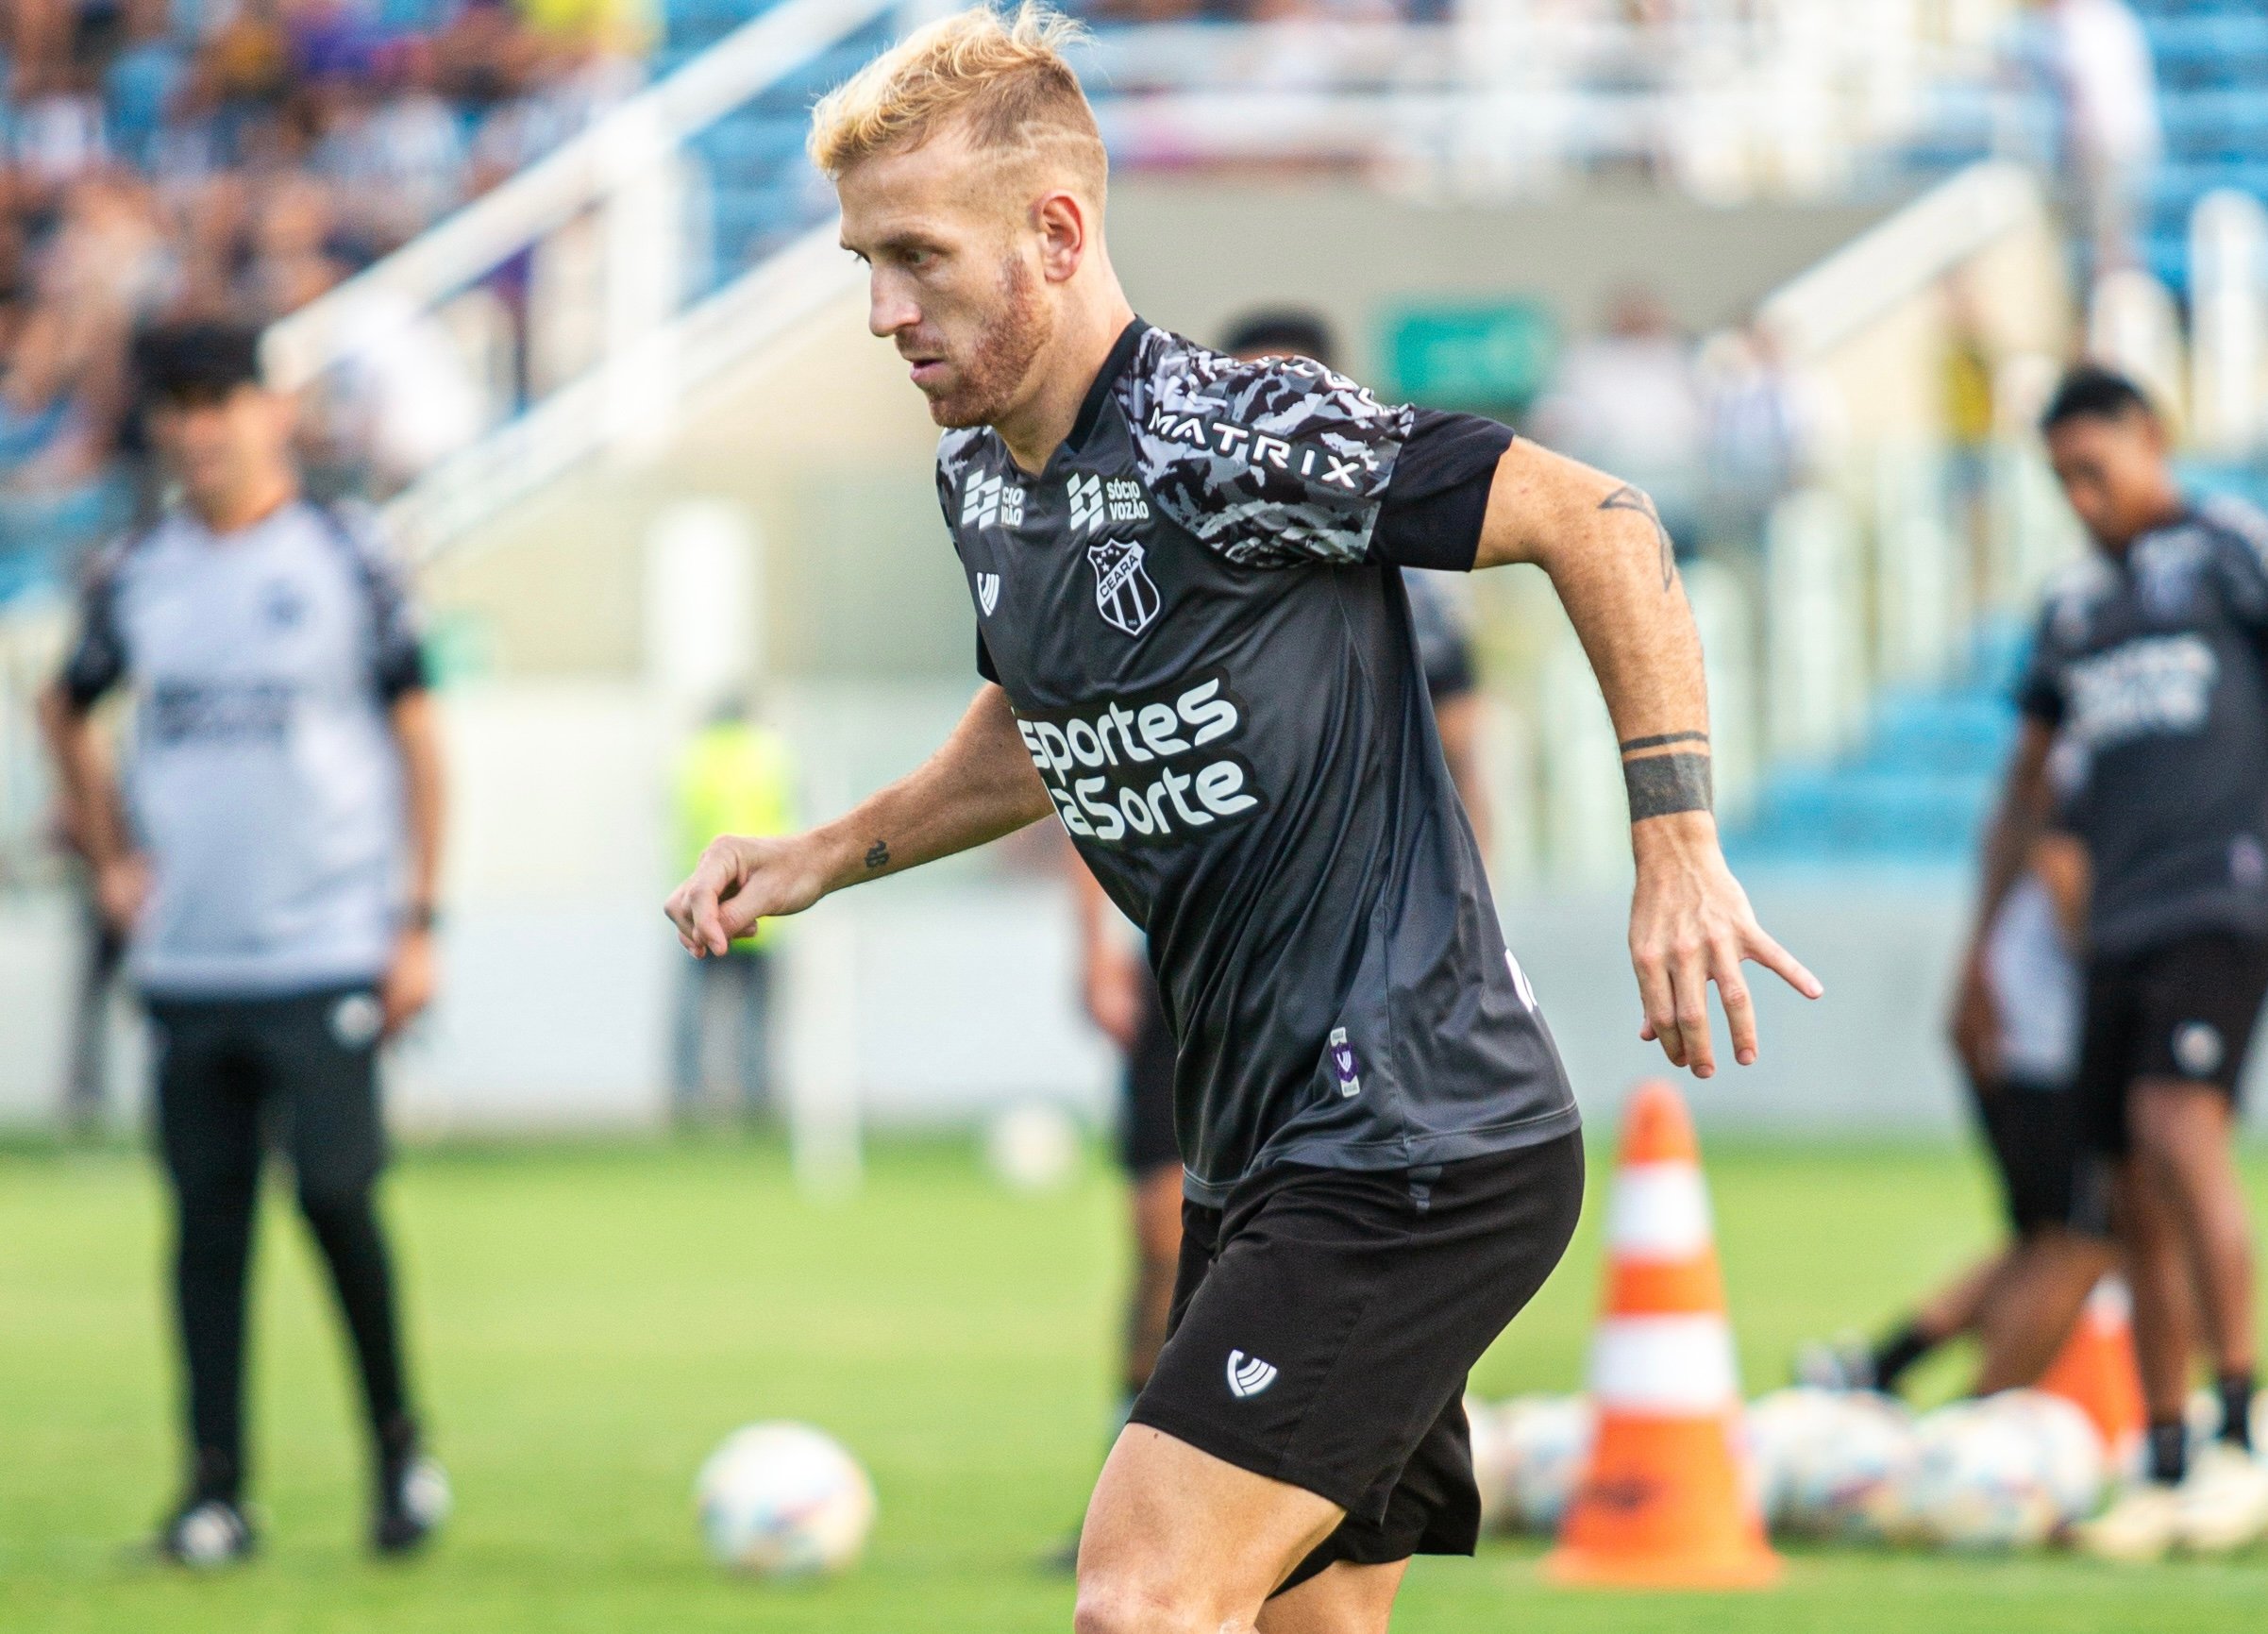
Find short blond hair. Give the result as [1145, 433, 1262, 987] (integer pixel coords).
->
[808, 5, 1105, 198]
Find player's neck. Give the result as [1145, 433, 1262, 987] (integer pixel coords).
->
[189, 469, 300, 537]
[993, 284, 1137, 475]
[2102, 483, 2189, 557]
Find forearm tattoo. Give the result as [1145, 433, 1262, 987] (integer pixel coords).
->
[1601, 483, 1676, 592]
[1623, 752, 1713, 821]
[1618, 731, 1709, 754]
[865, 839, 890, 869]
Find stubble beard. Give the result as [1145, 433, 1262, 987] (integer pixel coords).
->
[923, 256, 1052, 430]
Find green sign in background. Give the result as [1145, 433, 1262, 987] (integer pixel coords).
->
[1386, 301, 1558, 411]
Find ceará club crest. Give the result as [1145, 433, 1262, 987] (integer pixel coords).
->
[1087, 536, 1161, 636]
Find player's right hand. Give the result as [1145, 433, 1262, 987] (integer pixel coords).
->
[664, 834, 827, 957]
[1948, 948, 2002, 1084]
[94, 853, 149, 935]
[1082, 939, 1143, 1050]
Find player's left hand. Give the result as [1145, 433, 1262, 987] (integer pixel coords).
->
[1629, 813, 1822, 1077]
[381, 926, 439, 1038]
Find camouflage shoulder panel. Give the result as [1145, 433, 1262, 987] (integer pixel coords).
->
[1119, 328, 1413, 569]
[934, 427, 990, 527]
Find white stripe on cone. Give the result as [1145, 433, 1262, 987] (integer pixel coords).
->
[1589, 1314, 1739, 1412]
[1604, 1163, 1713, 1259]
[2086, 1274, 2131, 1325]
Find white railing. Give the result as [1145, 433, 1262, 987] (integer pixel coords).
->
[1082, 11, 2003, 198]
[251, 3, 2026, 564]
[256, 0, 903, 554]
[265, 0, 896, 391]
[382, 223, 860, 561]
[1756, 160, 2042, 357]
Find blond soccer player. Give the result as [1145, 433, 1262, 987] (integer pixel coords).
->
[665, 9, 1821, 1628]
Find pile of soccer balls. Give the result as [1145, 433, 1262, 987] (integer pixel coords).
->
[1471, 1386, 2126, 1550]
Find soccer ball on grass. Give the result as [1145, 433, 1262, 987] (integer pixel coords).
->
[696, 1422, 877, 1576]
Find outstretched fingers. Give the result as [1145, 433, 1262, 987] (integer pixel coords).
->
[1711, 935, 1757, 1068]
[1672, 942, 1717, 1078]
[1635, 950, 1688, 1069]
[1745, 923, 1823, 1002]
[1641, 923, 1822, 1076]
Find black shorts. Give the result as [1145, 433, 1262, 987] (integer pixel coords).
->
[2075, 932, 2268, 1158]
[1118, 966, 1179, 1176]
[1970, 1074, 2109, 1238]
[148, 985, 389, 1199]
[1128, 1131, 1584, 1592]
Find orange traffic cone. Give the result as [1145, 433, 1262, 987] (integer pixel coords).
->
[2037, 1274, 2145, 1468]
[1547, 1080, 1780, 1589]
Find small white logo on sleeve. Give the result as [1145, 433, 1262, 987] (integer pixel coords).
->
[976, 573, 1001, 615]
[1226, 1350, 1278, 1399]
[2173, 1021, 2225, 1078]
[1328, 1027, 1361, 1098]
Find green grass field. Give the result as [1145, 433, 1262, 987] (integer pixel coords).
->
[4, 1134, 2266, 1633]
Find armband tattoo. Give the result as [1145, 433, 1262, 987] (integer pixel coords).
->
[1618, 731, 1708, 754]
[1623, 752, 1713, 821]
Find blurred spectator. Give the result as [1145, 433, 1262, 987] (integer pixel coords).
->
[0, 0, 645, 586]
[12, 58, 110, 198]
[1531, 286, 1705, 556]
[311, 40, 467, 256]
[1696, 320, 1833, 551]
[2034, 0, 2160, 276]
[240, 170, 345, 320]
[467, 25, 637, 191]
[671, 696, 798, 1126]
[433, 0, 530, 113]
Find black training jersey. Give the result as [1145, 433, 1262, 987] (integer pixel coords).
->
[1406, 570, 1479, 703]
[2019, 496, 2268, 956]
[938, 320, 1577, 1204]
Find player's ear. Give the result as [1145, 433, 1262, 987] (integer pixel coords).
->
[1032, 190, 1087, 286]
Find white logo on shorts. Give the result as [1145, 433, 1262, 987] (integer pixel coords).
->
[2173, 1020, 2225, 1078]
[976, 572, 1001, 616]
[1226, 1350, 1278, 1399]
[331, 992, 384, 1049]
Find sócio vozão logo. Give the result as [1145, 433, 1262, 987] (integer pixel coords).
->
[960, 472, 1024, 531]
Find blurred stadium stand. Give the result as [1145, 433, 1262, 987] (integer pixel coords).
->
[4, 1, 2268, 1138]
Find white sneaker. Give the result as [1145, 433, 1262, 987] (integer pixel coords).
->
[2174, 1443, 2268, 1556]
[2074, 1481, 2182, 1562]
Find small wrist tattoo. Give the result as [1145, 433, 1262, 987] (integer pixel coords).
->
[1623, 752, 1713, 821]
[865, 839, 890, 870]
[1618, 730, 1709, 754]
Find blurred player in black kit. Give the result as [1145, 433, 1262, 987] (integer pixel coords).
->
[1961, 366, 2268, 1558]
[670, 11, 1819, 1628]
[1060, 309, 1497, 1569]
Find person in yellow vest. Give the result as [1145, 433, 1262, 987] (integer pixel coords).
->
[672, 698, 796, 1122]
